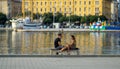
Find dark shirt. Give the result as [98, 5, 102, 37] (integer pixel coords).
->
[54, 38, 61, 48]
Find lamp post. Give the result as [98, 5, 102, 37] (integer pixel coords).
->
[53, 7, 55, 24]
[53, 1, 56, 24]
[69, 11, 71, 23]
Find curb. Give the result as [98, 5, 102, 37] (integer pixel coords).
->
[0, 55, 120, 57]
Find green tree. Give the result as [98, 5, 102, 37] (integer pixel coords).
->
[89, 15, 98, 22]
[59, 16, 68, 23]
[70, 15, 80, 23]
[43, 18, 52, 25]
[33, 13, 41, 19]
[0, 13, 7, 25]
[25, 11, 31, 16]
[99, 15, 108, 21]
[43, 12, 53, 18]
[43, 12, 53, 25]
[55, 12, 63, 22]
[81, 16, 87, 23]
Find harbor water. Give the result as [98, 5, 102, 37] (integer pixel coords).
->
[0, 29, 120, 55]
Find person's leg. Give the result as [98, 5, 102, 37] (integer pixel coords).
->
[60, 45, 69, 52]
[56, 46, 63, 50]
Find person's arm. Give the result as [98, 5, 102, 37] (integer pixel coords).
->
[69, 40, 74, 46]
[58, 41, 62, 46]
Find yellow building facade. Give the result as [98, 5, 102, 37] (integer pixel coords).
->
[22, 0, 112, 19]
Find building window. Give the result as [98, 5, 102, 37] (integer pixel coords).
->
[33, 8, 35, 11]
[84, 1, 86, 5]
[60, 8, 61, 12]
[41, 2, 42, 5]
[80, 1, 81, 5]
[95, 1, 99, 5]
[36, 8, 38, 12]
[95, 13, 99, 16]
[41, 8, 42, 12]
[25, 2, 28, 6]
[79, 8, 81, 11]
[45, 8, 46, 12]
[65, 1, 66, 5]
[75, 8, 76, 11]
[69, 8, 71, 12]
[45, 2, 47, 5]
[32, 2, 34, 5]
[55, 8, 56, 12]
[75, 1, 77, 4]
[25, 9, 28, 12]
[89, 8, 91, 11]
[65, 8, 66, 12]
[50, 2, 52, 5]
[60, 2, 62, 6]
[89, 1, 91, 5]
[84, 7, 86, 11]
[79, 14, 81, 16]
[70, 1, 71, 5]
[64, 13, 66, 16]
[95, 8, 99, 13]
[50, 8, 52, 12]
[36, 2, 38, 5]
[55, 2, 56, 5]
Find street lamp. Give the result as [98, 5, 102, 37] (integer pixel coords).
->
[53, 7, 56, 24]
[69, 11, 71, 24]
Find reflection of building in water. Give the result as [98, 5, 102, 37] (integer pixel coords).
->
[78, 32, 104, 55]
[0, 30, 13, 55]
[103, 32, 120, 54]
[12, 31, 23, 54]
[1, 30, 120, 55]
[12, 31, 16, 54]
[21, 32, 56, 54]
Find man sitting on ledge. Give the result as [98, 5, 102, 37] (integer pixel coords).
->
[54, 33, 64, 50]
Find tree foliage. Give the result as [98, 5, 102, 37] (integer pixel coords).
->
[55, 12, 63, 22]
[33, 13, 41, 19]
[59, 16, 68, 23]
[69, 15, 80, 23]
[33, 12, 108, 25]
[43, 12, 53, 25]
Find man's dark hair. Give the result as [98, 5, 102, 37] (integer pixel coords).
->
[58, 33, 62, 36]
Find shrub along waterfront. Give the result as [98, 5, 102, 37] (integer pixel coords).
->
[0, 12, 7, 25]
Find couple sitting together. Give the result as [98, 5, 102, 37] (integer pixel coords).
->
[54, 33, 76, 55]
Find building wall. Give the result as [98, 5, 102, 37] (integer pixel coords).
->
[103, 0, 112, 20]
[0, 0, 10, 18]
[13, 0, 22, 17]
[22, 0, 112, 19]
[110, 0, 119, 21]
[118, 0, 120, 19]
[0, 0, 22, 18]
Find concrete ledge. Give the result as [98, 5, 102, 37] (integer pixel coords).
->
[1, 28, 120, 32]
[0, 55, 120, 57]
[16, 29, 120, 32]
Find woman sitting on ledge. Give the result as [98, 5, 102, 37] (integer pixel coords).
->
[56, 35, 76, 55]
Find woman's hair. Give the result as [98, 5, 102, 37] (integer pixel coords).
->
[71, 35, 75, 40]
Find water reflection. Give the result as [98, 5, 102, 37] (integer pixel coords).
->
[0, 30, 120, 55]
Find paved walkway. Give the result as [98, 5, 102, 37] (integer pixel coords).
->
[0, 57, 120, 69]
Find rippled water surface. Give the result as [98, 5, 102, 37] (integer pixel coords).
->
[0, 29, 120, 55]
